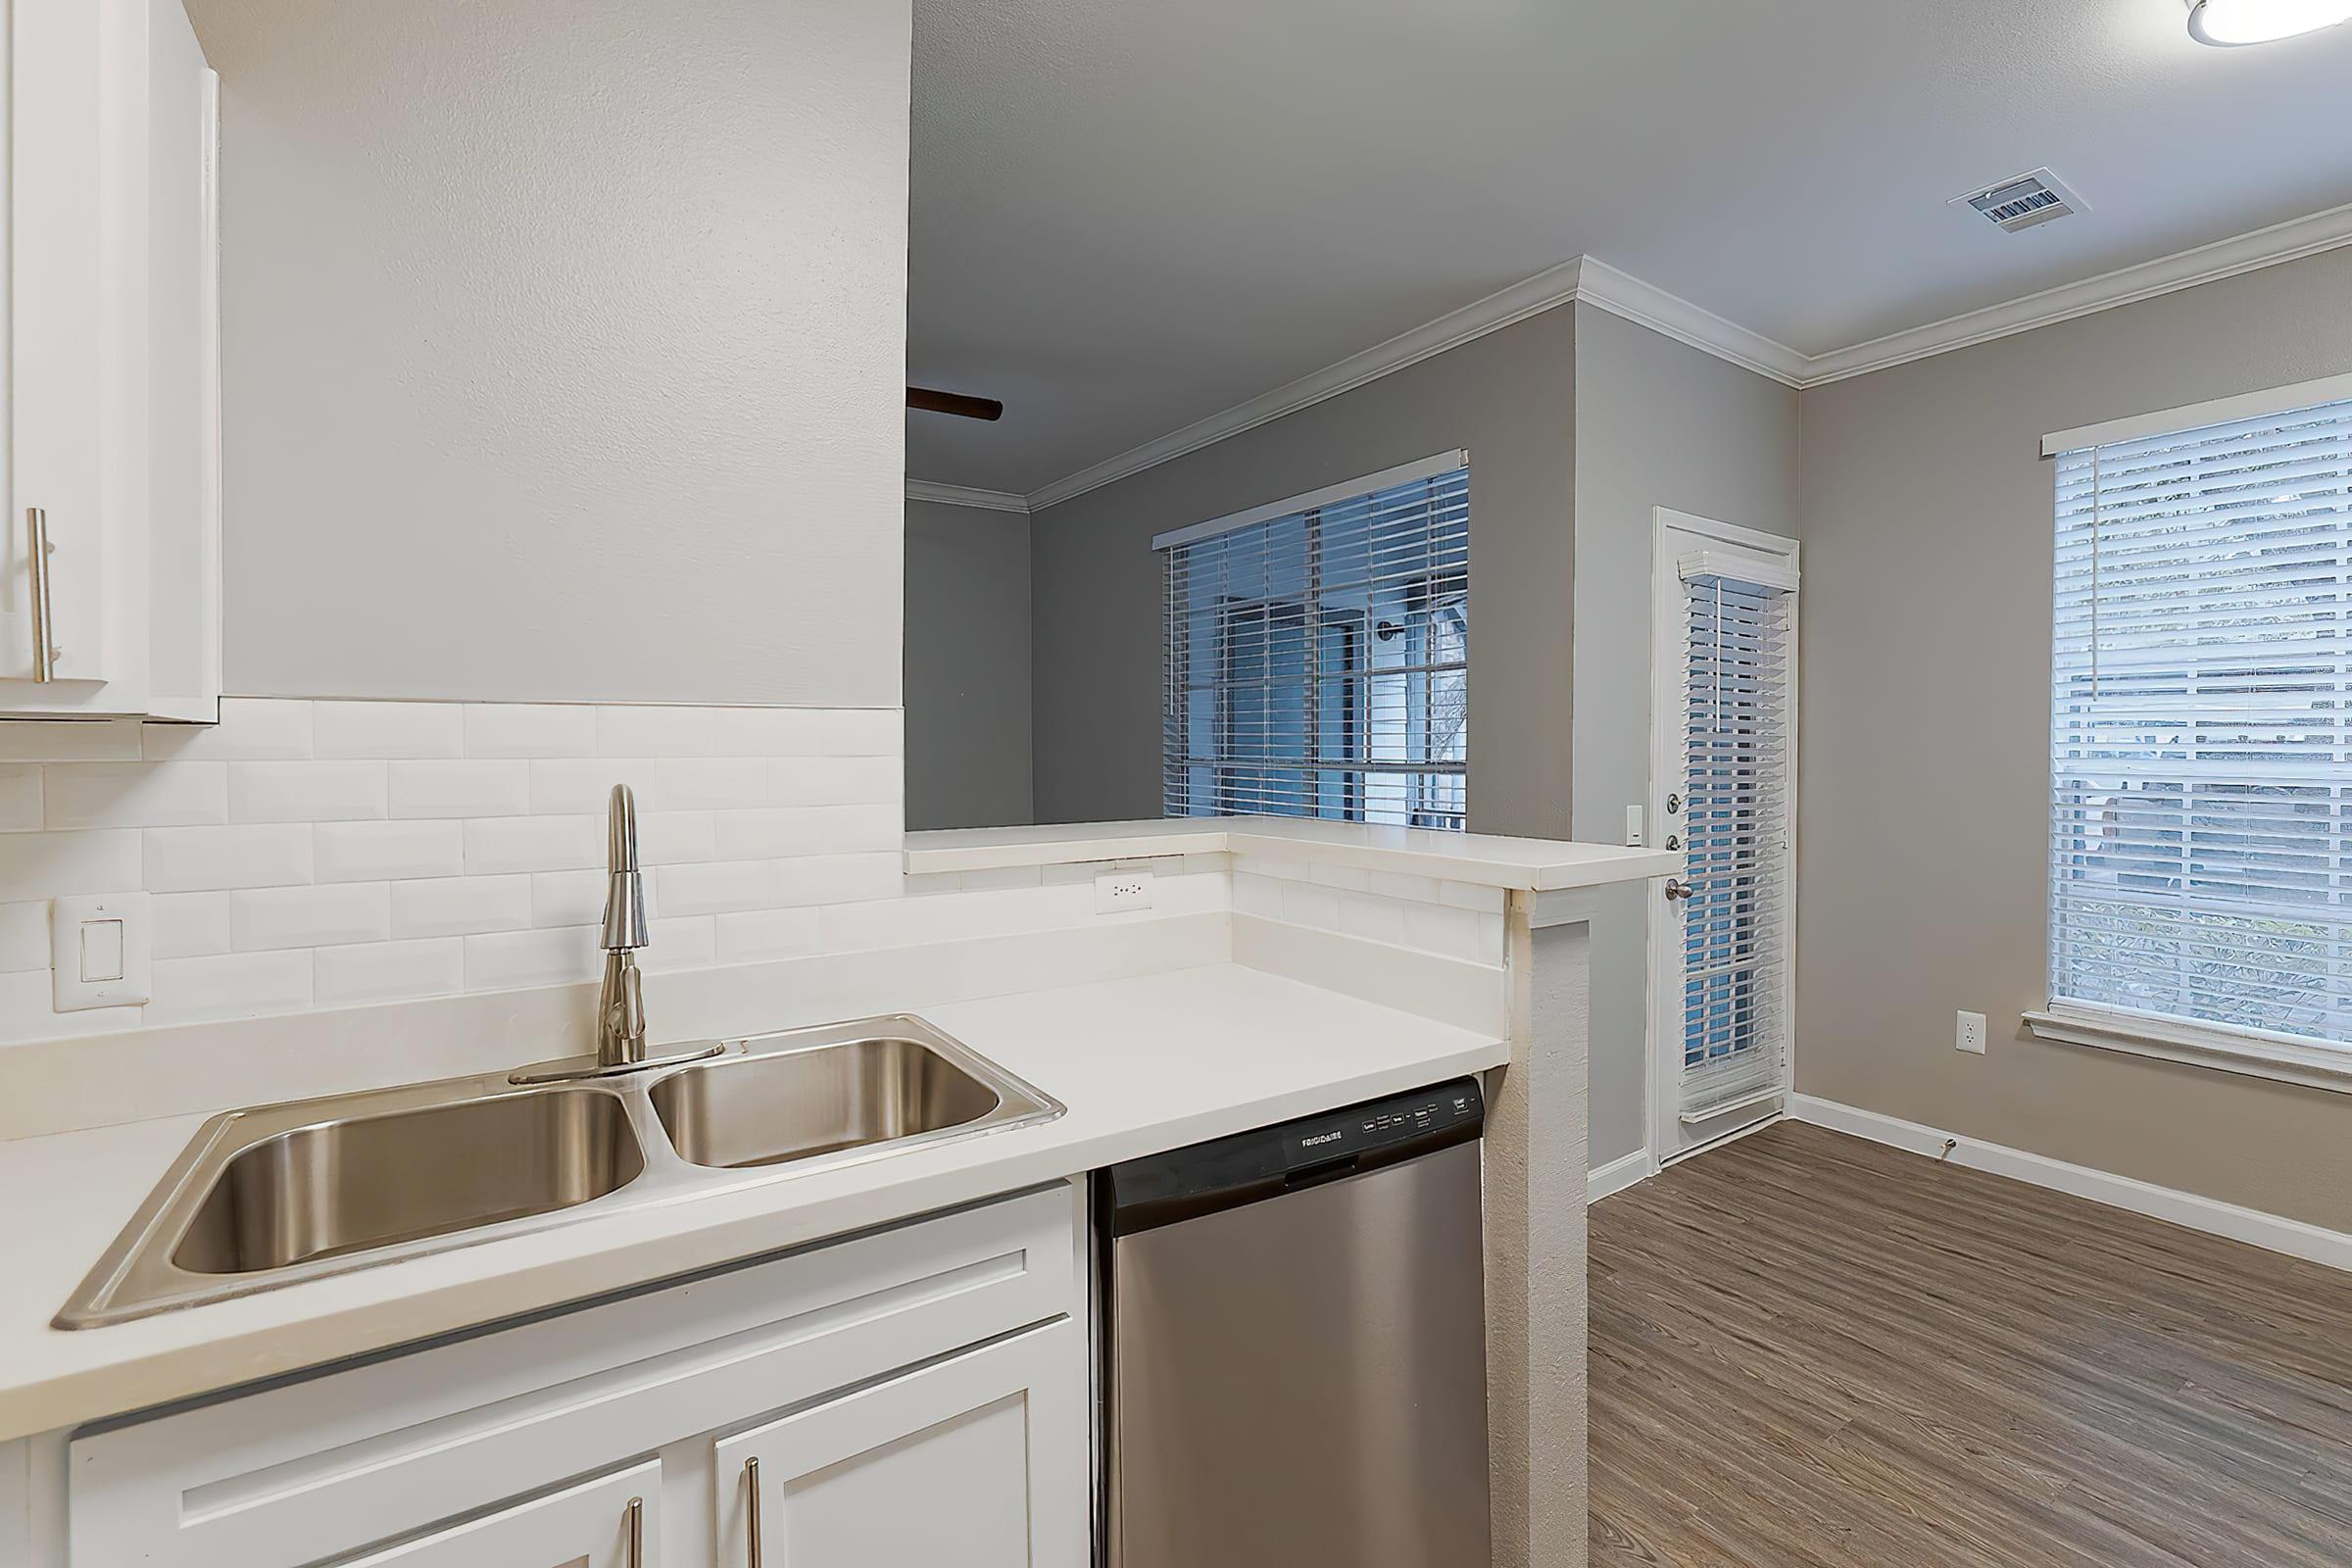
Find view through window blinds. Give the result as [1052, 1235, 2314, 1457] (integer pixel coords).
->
[1160, 461, 1468, 827]
[1681, 569, 1792, 1113]
[2051, 392, 2352, 1048]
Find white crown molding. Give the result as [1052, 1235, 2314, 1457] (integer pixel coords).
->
[1569, 257, 1811, 386]
[905, 479, 1030, 514]
[1798, 198, 2352, 386]
[1025, 258, 1592, 512]
[1013, 200, 2352, 511]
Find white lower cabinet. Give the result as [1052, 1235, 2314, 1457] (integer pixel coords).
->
[62, 1186, 1087, 1568]
[341, 1461, 662, 1568]
[714, 1321, 1089, 1568]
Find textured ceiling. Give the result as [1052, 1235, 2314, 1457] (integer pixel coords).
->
[907, 0, 2352, 494]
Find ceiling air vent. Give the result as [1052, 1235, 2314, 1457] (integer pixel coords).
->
[1950, 168, 2086, 234]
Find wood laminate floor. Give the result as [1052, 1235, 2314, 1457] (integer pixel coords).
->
[1589, 1121, 2352, 1568]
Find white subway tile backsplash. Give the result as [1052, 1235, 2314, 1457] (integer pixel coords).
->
[0, 721, 141, 762]
[768, 852, 904, 908]
[233, 883, 392, 952]
[45, 762, 227, 830]
[390, 760, 532, 819]
[714, 804, 901, 859]
[0, 829, 142, 898]
[465, 926, 598, 990]
[595, 705, 722, 758]
[316, 819, 465, 883]
[144, 824, 310, 893]
[641, 915, 715, 973]
[462, 703, 597, 758]
[313, 701, 466, 760]
[713, 906, 821, 964]
[314, 938, 465, 1005]
[0, 699, 1291, 1049]
[0, 969, 142, 1035]
[0, 901, 49, 971]
[530, 868, 612, 929]
[143, 698, 313, 760]
[229, 761, 389, 823]
[656, 858, 769, 916]
[463, 813, 600, 875]
[152, 892, 233, 958]
[393, 874, 533, 939]
[148, 951, 313, 1024]
[0, 765, 41, 832]
[638, 811, 717, 865]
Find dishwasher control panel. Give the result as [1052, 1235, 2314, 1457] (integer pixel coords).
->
[1281, 1080, 1482, 1171]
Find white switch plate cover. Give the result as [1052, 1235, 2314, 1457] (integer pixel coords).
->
[1956, 1009, 1987, 1054]
[52, 892, 153, 1011]
[1095, 868, 1154, 914]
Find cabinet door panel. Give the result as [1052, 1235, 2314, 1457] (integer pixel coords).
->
[6, 0, 117, 690]
[340, 1459, 661, 1568]
[714, 1320, 1088, 1568]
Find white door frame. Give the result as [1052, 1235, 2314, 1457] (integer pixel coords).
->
[1644, 506, 1801, 1169]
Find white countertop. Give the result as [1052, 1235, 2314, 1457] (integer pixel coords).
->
[906, 816, 1679, 889]
[0, 963, 1506, 1442]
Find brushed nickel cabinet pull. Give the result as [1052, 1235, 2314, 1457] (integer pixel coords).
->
[745, 1456, 762, 1568]
[626, 1494, 645, 1568]
[25, 508, 58, 681]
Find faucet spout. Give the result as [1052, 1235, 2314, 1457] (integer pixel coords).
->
[596, 784, 651, 1065]
[508, 783, 720, 1085]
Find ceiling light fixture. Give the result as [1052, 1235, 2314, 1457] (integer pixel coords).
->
[2185, 0, 2352, 44]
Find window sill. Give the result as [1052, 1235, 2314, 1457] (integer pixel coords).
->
[2023, 1004, 2352, 1097]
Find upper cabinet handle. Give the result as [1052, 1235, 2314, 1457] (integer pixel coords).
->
[25, 508, 58, 681]
[626, 1494, 645, 1568]
[745, 1456, 763, 1568]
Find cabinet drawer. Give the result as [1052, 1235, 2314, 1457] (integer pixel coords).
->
[68, 1184, 1080, 1568]
[341, 1459, 662, 1568]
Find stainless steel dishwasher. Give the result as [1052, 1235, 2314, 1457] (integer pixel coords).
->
[1097, 1078, 1490, 1568]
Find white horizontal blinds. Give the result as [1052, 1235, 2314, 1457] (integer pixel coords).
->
[1162, 465, 1469, 827]
[1680, 570, 1793, 1116]
[2050, 394, 2352, 1047]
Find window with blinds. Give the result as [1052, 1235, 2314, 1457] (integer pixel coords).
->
[1158, 455, 1468, 827]
[1680, 567, 1793, 1114]
[2050, 390, 2352, 1050]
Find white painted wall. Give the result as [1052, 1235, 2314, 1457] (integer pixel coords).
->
[186, 0, 912, 706]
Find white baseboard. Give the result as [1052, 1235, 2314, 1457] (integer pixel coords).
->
[1787, 1094, 2352, 1276]
[1587, 1150, 1652, 1204]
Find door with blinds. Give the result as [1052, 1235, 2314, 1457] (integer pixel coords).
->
[1649, 514, 1799, 1163]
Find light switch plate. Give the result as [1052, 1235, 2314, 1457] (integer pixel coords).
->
[52, 892, 153, 1011]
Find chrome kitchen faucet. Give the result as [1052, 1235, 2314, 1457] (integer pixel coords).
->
[510, 784, 721, 1085]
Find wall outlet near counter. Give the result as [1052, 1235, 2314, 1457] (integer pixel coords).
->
[1096, 869, 1154, 914]
[1956, 1010, 1987, 1054]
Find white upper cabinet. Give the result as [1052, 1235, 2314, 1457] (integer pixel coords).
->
[1, 0, 219, 719]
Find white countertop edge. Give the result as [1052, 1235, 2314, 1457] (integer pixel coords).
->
[906, 817, 1679, 891]
[0, 965, 1508, 1442]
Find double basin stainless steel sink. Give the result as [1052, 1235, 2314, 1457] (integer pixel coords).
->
[58, 1015, 1062, 1329]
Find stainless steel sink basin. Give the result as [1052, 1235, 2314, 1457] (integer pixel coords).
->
[58, 1014, 1061, 1329]
[650, 1024, 1050, 1171]
[173, 1088, 643, 1275]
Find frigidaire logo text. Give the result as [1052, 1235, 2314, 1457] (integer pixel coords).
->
[1300, 1130, 1345, 1149]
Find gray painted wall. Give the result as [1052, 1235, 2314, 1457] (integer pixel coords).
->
[190, 0, 910, 707]
[906, 499, 1034, 829]
[1028, 306, 1576, 833]
[1797, 246, 2352, 1229]
[1571, 305, 1801, 1167]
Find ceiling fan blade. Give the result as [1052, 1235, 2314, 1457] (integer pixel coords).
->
[906, 386, 1004, 421]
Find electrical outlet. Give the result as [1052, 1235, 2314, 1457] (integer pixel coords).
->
[1096, 868, 1154, 914]
[1956, 1010, 1987, 1054]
